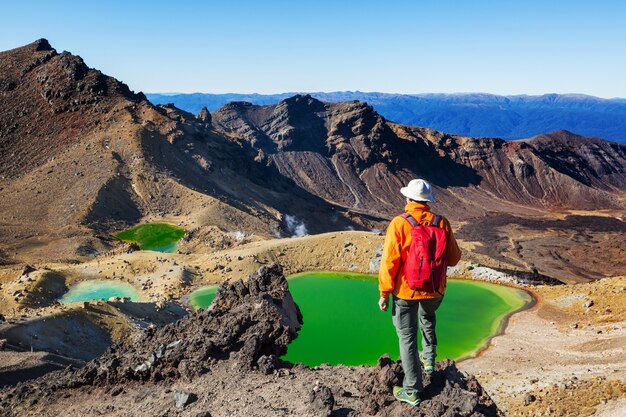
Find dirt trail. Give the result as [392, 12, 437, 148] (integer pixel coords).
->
[459, 276, 626, 416]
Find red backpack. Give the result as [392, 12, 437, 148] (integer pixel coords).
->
[401, 213, 448, 296]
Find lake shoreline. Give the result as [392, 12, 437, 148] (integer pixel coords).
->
[456, 284, 538, 363]
[287, 269, 540, 364]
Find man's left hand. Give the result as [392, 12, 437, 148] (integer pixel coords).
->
[378, 296, 389, 311]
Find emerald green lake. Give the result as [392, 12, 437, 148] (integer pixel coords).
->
[60, 280, 142, 304]
[188, 285, 218, 309]
[115, 223, 186, 253]
[188, 272, 531, 366]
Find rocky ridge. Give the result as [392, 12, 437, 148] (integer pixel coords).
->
[212, 95, 626, 217]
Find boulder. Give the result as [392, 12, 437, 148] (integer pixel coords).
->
[257, 354, 280, 375]
[308, 384, 335, 416]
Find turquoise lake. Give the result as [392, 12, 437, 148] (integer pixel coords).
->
[60, 280, 142, 303]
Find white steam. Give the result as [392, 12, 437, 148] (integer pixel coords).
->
[284, 214, 308, 237]
[226, 231, 247, 243]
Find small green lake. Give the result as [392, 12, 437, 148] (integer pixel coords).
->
[60, 280, 142, 304]
[187, 271, 531, 366]
[115, 223, 186, 253]
[188, 285, 218, 309]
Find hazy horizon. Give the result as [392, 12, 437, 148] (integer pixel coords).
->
[147, 91, 626, 100]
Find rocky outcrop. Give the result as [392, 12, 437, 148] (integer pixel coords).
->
[359, 355, 500, 416]
[95, 263, 301, 382]
[0, 39, 145, 178]
[196, 106, 211, 125]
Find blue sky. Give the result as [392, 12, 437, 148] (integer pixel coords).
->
[2, 0, 625, 97]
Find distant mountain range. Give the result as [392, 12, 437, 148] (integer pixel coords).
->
[147, 92, 626, 144]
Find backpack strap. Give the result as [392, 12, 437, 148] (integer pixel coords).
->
[432, 215, 442, 228]
[401, 213, 419, 227]
[403, 212, 444, 228]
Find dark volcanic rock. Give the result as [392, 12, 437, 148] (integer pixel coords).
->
[358, 356, 500, 416]
[308, 384, 335, 416]
[196, 106, 211, 124]
[20, 265, 36, 276]
[0, 39, 145, 178]
[257, 354, 281, 375]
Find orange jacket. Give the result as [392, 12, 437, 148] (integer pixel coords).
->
[378, 202, 461, 300]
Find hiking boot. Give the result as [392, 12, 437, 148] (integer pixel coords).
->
[420, 354, 435, 372]
[393, 386, 421, 406]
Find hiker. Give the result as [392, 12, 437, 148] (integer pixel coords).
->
[378, 178, 461, 406]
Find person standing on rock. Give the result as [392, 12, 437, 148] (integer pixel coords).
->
[378, 179, 461, 406]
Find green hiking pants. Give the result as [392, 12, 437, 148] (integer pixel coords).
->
[392, 295, 443, 393]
